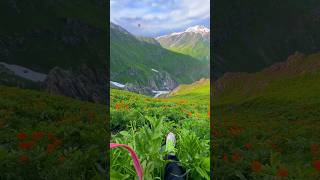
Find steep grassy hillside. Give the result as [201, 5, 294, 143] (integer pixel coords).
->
[213, 0, 320, 75]
[169, 40, 210, 62]
[110, 85, 210, 179]
[0, 86, 107, 179]
[110, 23, 209, 88]
[0, 0, 107, 73]
[213, 52, 320, 179]
[169, 78, 210, 104]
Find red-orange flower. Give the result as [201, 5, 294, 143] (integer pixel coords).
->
[48, 132, 55, 141]
[17, 132, 27, 140]
[212, 129, 223, 137]
[188, 112, 192, 117]
[88, 111, 96, 122]
[251, 161, 262, 172]
[0, 121, 5, 129]
[311, 144, 319, 156]
[245, 143, 253, 150]
[53, 139, 62, 146]
[47, 144, 55, 153]
[270, 143, 277, 150]
[222, 154, 228, 162]
[312, 160, 320, 171]
[276, 168, 289, 177]
[232, 152, 240, 161]
[308, 172, 317, 177]
[270, 143, 282, 153]
[32, 131, 44, 140]
[115, 103, 121, 110]
[19, 155, 29, 163]
[58, 155, 66, 164]
[228, 126, 242, 136]
[18, 141, 35, 150]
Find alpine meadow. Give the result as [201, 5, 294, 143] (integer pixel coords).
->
[110, 1, 211, 179]
[212, 1, 320, 179]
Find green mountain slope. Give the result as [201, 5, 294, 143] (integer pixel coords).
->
[0, 86, 107, 179]
[110, 23, 209, 90]
[0, 0, 107, 73]
[213, 0, 320, 76]
[169, 78, 210, 104]
[213, 52, 320, 179]
[156, 25, 210, 62]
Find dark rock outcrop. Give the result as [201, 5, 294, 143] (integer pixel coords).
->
[124, 71, 177, 96]
[124, 83, 154, 96]
[43, 65, 106, 104]
[147, 71, 177, 90]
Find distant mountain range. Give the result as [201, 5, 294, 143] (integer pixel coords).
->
[110, 22, 209, 95]
[214, 51, 320, 100]
[156, 25, 210, 62]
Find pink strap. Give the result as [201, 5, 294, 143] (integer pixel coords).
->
[110, 143, 143, 180]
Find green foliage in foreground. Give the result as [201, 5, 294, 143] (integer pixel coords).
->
[213, 53, 320, 179]
[110, 84, 210, 179]
[0, 86, 107, 179]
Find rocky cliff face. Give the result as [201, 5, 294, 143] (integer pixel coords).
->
[110, 71, 178, 96]
[43, 65, 106, 104]
[147, 71, 177, 90]
[123, 83, 154, 96]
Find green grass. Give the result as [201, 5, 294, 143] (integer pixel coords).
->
[213, 53, 320, 179]
[110, 80, 210, 179]
[0, 86, 107, 179]
[168, 40, 210, 62]
[169, 79, 210, 104]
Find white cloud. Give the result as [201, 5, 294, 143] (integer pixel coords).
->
[110, 0, 210, 36]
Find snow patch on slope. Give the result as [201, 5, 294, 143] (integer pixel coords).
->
[152, 90, 170, 98]
[151, 68, 159, 73]
[110, 81, 125, 88]
[0, 62, 47, 82]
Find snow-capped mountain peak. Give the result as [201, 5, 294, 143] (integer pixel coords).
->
[185, 25, 210, 33]
[155, 25, 210, 39]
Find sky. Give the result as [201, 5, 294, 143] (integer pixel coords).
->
[110, 0, 210, 37]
